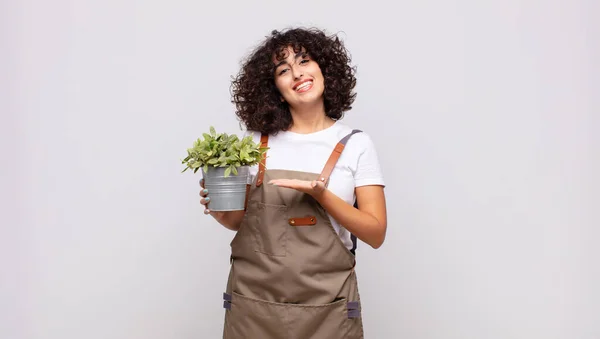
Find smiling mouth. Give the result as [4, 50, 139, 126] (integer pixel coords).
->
[294, 80, 313, 93]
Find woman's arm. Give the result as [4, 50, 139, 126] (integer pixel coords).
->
[313, 185, 387, 249]
[208, 210, 245, 231]
[267, 179, 387, 249]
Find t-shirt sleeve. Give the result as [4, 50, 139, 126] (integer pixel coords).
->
[353, 133, 385, 188]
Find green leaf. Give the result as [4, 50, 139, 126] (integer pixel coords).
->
[182, 126, 268, 176]
[224, 166, 231, 177]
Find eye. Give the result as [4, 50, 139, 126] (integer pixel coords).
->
[278, 68, 289, 75]
[299, 59, 309, 65]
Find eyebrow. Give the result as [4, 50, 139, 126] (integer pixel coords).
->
[275, 51, 307, 68]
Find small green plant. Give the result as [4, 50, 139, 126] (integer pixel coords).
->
[181, 126, 267, 177]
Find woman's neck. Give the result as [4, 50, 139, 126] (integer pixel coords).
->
[288, 102, 334, 134]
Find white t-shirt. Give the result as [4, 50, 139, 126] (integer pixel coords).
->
[244, 121, 385, 251]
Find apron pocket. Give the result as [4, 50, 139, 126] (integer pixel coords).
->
[246, 201, 289, 257]
[225, 291, 287, 339]
[225, 291, 363, 339]
[286, 298, 363, 339]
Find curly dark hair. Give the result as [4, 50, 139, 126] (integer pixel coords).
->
[230, 27, 357, 135]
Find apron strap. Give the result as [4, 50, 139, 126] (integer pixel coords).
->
[255, 133, 269, 187]
[256, 129, 361, 187]
[320, 129, 363, 255]
[318, 129, 362, 186]
[347, 301, 361, 318]
[223, 292, 232, 309]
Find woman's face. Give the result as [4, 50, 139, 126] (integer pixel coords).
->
[273, 46, 325, 109]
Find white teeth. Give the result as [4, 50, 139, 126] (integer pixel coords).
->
[296, 81, 312, 91]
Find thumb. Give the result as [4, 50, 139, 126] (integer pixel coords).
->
[311, 180, 326, 193]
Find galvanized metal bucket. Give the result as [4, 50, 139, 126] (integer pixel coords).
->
[204, 166, 249, 211]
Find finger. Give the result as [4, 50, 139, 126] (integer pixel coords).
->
[200, 197, 211, 205]
[269, 179, 291, 187]
[271, 181, 290, 188]
[203, 208, 211, 215]
[199, 188, 208, 197]
[199, 178, 205, 188]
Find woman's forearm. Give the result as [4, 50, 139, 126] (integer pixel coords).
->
[213, 210, 245, 231]
[313, 188, 387, 249]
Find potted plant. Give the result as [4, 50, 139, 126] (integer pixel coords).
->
[181, 126, 267, 211]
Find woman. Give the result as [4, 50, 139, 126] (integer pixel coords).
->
[200, 27, 387, 338]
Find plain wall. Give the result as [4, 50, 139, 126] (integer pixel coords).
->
[3, 0, 598, 338]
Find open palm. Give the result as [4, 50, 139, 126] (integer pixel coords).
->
[268, 179, 326, 196]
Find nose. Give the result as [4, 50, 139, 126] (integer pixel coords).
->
[292, 65, 303, 80]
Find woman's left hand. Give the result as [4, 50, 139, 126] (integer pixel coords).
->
[268, 179, 326, 197]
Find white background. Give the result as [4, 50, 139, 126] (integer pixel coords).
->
[2, 0, 598, 338]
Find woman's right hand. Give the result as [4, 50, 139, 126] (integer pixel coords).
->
[199, 179, 245, 231]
